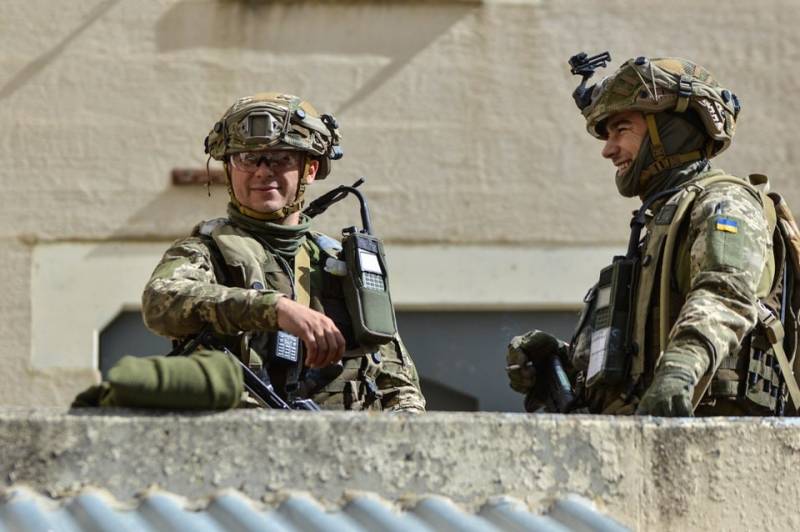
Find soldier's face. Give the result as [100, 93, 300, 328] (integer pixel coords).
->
[229, 150, 319, 215]
[601, 110, 648, 176]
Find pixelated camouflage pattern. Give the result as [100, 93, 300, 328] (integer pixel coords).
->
[142, 236, 283, 337]
[142, 222, 425, 413]
[662, 177, 770, 384]
[635, 173, 770, 415]
[204, 92, 341, 179]
[552, 170, 772, 415]
[582, 57, 738, 157]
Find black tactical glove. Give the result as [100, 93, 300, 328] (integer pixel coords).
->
[636, 365, 696, 417]
[506, 330, 568, 394]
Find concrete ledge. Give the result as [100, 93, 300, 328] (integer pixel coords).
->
[2, 409, 800, 531]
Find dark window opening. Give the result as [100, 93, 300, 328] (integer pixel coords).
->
[99, 310, 579, 412]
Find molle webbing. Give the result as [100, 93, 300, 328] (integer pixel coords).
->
[295, 244, 311, 307]
[630, 197, 677, 381]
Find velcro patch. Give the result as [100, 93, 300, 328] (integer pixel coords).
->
[715, 217, 739, 234]
[705, 215, 746, 270]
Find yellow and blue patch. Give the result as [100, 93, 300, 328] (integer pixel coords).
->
[715, 217, 739, 234]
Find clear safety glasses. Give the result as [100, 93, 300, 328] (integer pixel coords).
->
[229, 151, 302, 173]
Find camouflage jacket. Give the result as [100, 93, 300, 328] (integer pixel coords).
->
[142, 219, 426, 413]
[570, 169, 772, 414]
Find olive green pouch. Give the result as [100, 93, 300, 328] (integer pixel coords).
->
[100, 350, 243, 410]
[341, 232, 397, 348]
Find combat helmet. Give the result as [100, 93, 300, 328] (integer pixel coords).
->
[570, 52, 741, 183]
[205, 92, 343, 220]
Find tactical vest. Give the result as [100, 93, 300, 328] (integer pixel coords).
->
[629, 172, 800, 414]
[194, 219, 385, 410]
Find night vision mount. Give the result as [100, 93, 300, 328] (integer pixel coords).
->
[569, 51, 612, 111]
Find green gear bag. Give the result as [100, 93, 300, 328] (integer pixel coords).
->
[100, 350, 244, 410]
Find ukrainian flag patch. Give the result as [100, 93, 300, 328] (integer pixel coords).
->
[715, 217, 739, 234]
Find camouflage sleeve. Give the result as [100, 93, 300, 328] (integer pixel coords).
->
[661, 183, 769, 381]
[141, 236, 284, 338]
[376, 336, 426, 413]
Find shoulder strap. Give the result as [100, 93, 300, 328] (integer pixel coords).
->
[195, 225, 232, 286]
[646, 175, 762, 409]
[757, 303, 800, 412]
[309, 231, 343, 258]
[662, 175, 759, 359]
[295, 242, 311, 308]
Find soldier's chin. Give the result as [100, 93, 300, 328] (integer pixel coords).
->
[615, 165, 632, 178]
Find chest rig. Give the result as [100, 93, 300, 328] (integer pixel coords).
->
[193, 180, 398, 409]
[194, 219, 320, 397]
[632, 172, 800, 414]
[573, 171, 800, 415]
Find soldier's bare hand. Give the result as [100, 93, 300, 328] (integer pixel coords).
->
[276, 297, 346, 368]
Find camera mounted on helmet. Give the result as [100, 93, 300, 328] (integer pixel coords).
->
[569, 51, 612, 111]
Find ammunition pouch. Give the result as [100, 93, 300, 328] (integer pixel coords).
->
[310, 353, 383, 411]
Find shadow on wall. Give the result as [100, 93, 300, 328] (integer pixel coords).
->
[107, 185, 230, 240]
[0, 0, 121, 100]
[155, 1, 477, 113]
[111, 2, 477, 237]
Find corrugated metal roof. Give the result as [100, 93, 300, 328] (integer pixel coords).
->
[0, 488, 629, 532]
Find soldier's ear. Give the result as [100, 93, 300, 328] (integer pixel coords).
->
[305, 159, 320, 184]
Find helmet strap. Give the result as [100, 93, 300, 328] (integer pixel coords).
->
[639, 113, 703, 187]
[205, 155, 213, 198]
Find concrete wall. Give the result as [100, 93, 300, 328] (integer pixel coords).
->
[2, 0, 800, 404]
[4, 409, 800, 531]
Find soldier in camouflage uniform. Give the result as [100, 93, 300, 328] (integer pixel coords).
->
[142, 93, 425, 412]
[507, 56, 778, 416]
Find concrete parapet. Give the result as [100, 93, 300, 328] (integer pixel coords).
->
[1, 408, 799, 530]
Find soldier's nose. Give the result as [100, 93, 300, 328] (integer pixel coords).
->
[601, 138, 617, 159]
[253, 162, 274, 177]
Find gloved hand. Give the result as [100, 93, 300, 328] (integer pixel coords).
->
[506, 330, 566, 394]
[636, 364, 696, 417]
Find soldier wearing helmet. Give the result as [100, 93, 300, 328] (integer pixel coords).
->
[141, 93, 425, 412]
[507, 55, 780, 416]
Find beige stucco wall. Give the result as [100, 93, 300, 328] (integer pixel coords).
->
[5, 410, 800, 531]
[2, 0, 800, 404]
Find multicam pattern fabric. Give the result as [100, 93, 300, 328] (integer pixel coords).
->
[204, 92, 341, 179]
[142, 224, 425, 413]
[582, 57, 738, 157]
[661, 178, 770, 385]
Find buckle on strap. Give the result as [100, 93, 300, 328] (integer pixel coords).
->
[675, 75, 692, 113]
[757, 303, 784, 345]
